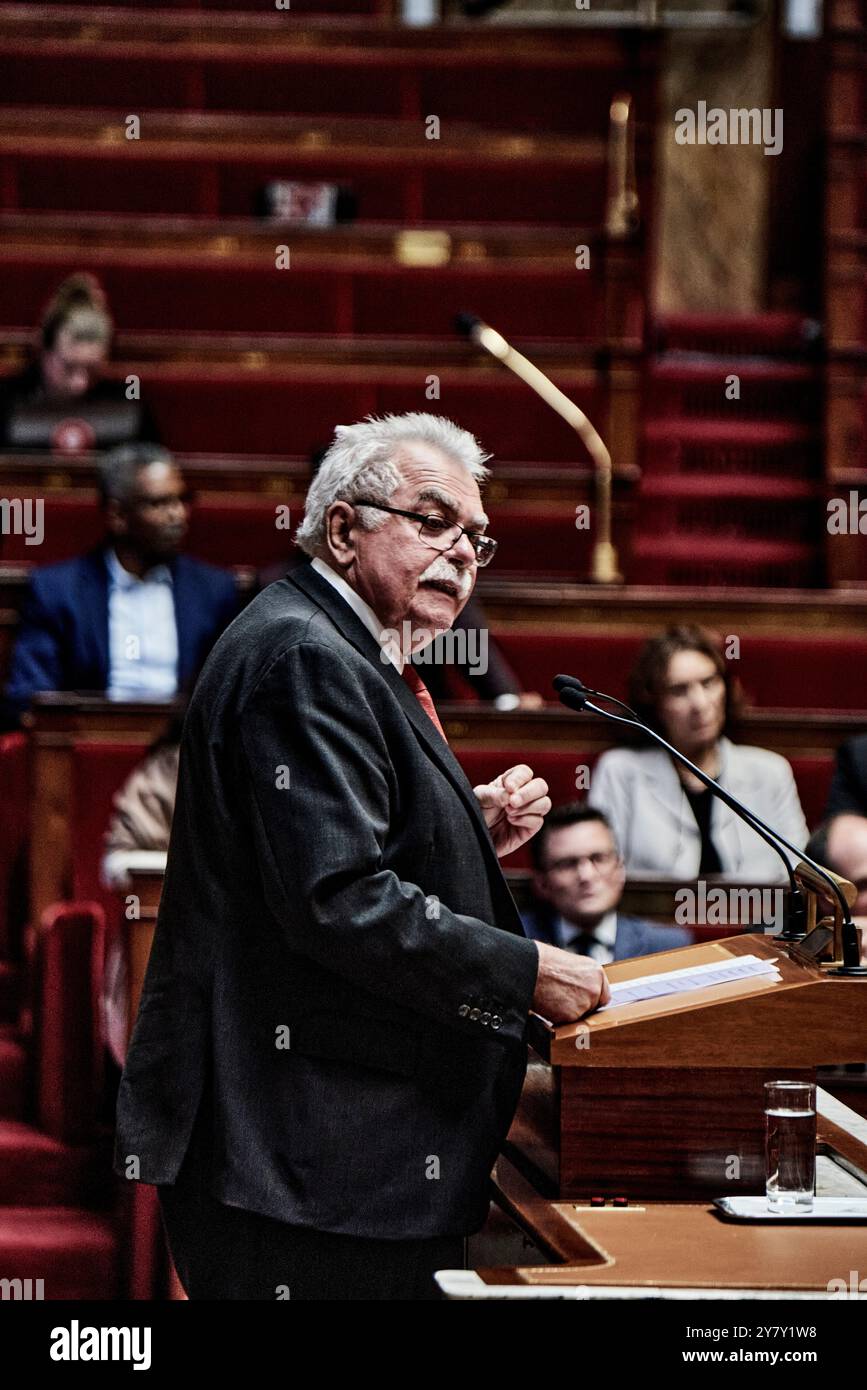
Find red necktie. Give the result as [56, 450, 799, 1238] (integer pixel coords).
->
[401, 664, 448, 744]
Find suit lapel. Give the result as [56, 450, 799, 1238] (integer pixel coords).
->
[80, 548, 111, 685]
[287, 563, 523, 929]
[641, 747, 689, 823]
[171, 556, 192, 685]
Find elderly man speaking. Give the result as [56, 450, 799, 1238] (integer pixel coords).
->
[115, 412, 608, 1300]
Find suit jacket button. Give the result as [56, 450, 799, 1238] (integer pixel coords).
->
[481, 1012, 491, 1025]
[491, 1016, 502, 1029]
[469, 1008, 481, 1021]
[458, 1004, 470, 1018]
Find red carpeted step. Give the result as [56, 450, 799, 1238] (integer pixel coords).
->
[636, 475, 820, 546]
[0, 1120, 100, 1206]
[646, 359, 821, 423]
[644, 418, 817, 445]
[0, 1207, 119, 1300]
[627, 535, 819, 588]
[631, 535, 815, 563]
[639, 474, 817, 500]
[653, 313, 814, 356]
[641, 418, 819, 479]
[0, 1035, 27, 1118]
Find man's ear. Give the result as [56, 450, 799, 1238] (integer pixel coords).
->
[324, 501, 357, 567]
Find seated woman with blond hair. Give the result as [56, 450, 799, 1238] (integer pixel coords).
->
[587, 625, 807, 883]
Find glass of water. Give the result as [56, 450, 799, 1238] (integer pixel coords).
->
[764, 1080, 816, 1213]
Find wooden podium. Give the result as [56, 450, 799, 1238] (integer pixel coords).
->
[505, 932, 867, 1203]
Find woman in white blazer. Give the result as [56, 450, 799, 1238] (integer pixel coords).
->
[587, 626, 808, 883]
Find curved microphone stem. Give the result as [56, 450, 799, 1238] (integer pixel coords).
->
[558, 676, 862, 968]
[455, 312, 622, 583]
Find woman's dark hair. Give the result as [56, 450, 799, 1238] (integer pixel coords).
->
[626, 624, 743, 739]
[39, 273, 113, 351]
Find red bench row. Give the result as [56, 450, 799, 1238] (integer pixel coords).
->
[0, 141, 612, 226]
[0, 494, 595, 577]
[0, 253, 609, 341]
[0, 368, 611, 460]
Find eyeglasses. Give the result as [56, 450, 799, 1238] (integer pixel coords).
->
[544, 850, 620, 875]
[133, 491, 194, 512]
[351, 500, 498, 567]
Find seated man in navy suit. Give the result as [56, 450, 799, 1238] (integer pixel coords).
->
[522, 803, 692, 962]
[2, 443, 239, 726]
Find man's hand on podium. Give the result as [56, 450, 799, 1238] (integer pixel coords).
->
[531, 941, 611, 1024]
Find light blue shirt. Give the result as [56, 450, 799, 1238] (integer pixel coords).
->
[105, 547, 178, 701]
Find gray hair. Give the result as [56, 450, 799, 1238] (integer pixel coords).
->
[294, 412, 491, 556]
[98, 442, 176, 507]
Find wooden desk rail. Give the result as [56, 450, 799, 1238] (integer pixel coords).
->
[0, 454, 636, 506]
[17, 693, 863, 926]
[0, 211, 639, 265]
[0, 13, 658, 68]
[0, 107, 607, 167]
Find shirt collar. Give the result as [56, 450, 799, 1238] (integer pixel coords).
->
[558, 909, 618, 948]
[310, 557, 403, 672]
[105, 545, 173, 589]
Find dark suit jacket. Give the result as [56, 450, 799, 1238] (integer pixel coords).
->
[3, 546, 238, 724]
[114, 563, 540, 1239]
[825, 734, 867, 819]
[521, 903, 692, 960]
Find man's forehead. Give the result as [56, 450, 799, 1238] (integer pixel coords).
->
[395, 445, 487, 525]
[552, 821, 614, 847]
[136, 461, 181, 492]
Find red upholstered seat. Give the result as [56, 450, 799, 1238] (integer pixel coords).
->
[2, 494, 595, 574]
[70, 743, 152, 912]
[11, 151, 605, 225]
[1, 256, 603, 340]
[36, 900, 106, 1144]
[0, 1207, 119, 1300]
[0, 733, 28, 958]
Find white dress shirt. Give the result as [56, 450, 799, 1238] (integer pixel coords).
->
[106, 546, 178, 701]
[311, 557, 404, 673]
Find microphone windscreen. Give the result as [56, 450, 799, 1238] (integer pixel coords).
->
[455, 312, 482, 339]
[558, 685, 588, 712]
[552, 673, 586, 694]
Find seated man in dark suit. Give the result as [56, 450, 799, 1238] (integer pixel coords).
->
[523, 802, 692, 962]
[824, 734, 867, 819]
[2, 443, 238, 726]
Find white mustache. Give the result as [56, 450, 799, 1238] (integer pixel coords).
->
[419, 557, 473, 600]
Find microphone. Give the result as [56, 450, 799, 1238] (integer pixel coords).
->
[455, 311, 622, 583]
[553, 672, 865, 962]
